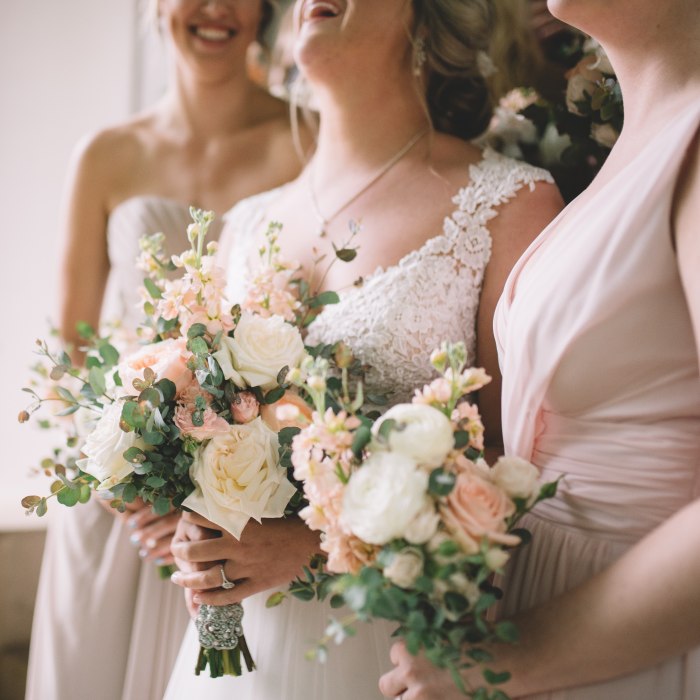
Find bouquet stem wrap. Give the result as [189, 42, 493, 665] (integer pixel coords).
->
[194, 603, 255, 678]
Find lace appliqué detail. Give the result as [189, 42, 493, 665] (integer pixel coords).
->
[218, 150, 553, 408]
[306, 149, 554, 407]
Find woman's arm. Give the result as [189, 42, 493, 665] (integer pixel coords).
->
[476, 181, 563, 460]
[380, 128, 700, 700]
[58, 133, 114, 362]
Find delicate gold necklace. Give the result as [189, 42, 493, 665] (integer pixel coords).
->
[307, 125, 430, 238]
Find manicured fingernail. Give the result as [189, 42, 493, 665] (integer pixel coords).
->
[139, 549, 148, 558]
[128, 519, 138, 528]
[130, 534, 141, 545]
[170, 572, 182, 584]
[146, 538, 157, 549]
[155, 558, 165, 566]
[193, 595, 203, 604]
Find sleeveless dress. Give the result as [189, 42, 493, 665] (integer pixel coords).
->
[163, 149, 554, 700]
[26, 197, 222, 700]
[494, 96, 700, 699]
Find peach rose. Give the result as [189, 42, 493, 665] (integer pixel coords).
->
[566, 55, 603, 116]
[259, 390, 313, 431]
[441, 470, 520, 554]
[118, 338, 192, 396]
[231, 391, 260, 424]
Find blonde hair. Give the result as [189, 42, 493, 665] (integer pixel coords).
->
[410, 0, 494, 140]
[488, 0, 543, 100]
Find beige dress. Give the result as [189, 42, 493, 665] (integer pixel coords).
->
[25, 197, 221, 700]
[494, 95, 700, 698]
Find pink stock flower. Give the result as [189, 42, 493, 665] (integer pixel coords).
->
[231, 391, 260, 424]
[441, 470, 520, 554]
[242, 263, 301, 323]
[179, 301, 235, 338]
[158, 279, 197, 321]
[451, 401, 485, 450]
[413, 377, 453, 405]
[183, 256, 228, 301]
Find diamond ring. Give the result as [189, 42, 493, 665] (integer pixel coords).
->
[220, 565, 236, 590]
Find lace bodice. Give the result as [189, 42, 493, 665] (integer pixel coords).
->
[221, 149, 553, 406]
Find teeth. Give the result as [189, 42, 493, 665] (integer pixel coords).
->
[196, 27, 231, 41]
[304, 2, 340, 20]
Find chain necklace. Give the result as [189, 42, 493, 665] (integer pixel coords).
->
[307, 125, 430, 238]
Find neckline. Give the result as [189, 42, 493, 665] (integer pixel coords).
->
[109, 194, 194, 219]
[506, 92, 700, 308]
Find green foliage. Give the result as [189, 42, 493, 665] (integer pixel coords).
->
[429, 468, 456, 497]
[143, 277, 162, 300]
[76, 321, 95, 339]
[154, 496, 171, 516]
[308, 291, 340, 309]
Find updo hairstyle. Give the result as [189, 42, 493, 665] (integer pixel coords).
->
[410, 0, 495, 140]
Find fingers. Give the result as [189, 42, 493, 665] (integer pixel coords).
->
[390, 641, 409, 665]
[127, 504, 168, 530]
[182, 510, 222, 530]
[379, 665, 408, 699]
[185, 588, 200, 620]
[170, 563, 239, 591]
[174, 520, 219, 545]
[192, 578, 261, 607]
[134, 512, 181, 549]
[171, 536, 232, 564]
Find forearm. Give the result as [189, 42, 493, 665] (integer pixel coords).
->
[476, 498, 700, 697]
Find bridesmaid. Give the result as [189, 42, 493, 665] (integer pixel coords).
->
[380, 0, 700, 698]
[25, 1, 308, 699]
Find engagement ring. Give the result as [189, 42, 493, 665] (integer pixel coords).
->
[220, 565, 236, 590]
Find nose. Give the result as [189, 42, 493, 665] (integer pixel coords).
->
[200, 0, 232, 15]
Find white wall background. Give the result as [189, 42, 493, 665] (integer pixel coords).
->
[0, 0, 164, 530]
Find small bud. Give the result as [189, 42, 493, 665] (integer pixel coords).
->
[206, 241, 219, 254]
[430, 349, 448, 372]
[333, 341, 355, 369]
[307, 375, 327, 393]
[286, 367, 303, 385]
[171, 254, 184, 268]
[187, 223, 200, 244]
[485, 547, 510, 571]
[18, 410, 30, 423]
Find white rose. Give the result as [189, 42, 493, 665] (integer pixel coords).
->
[590, 122, 619, 149]
[75, 401, 148, 490]
[182, 417, 297, 538]
[404, 504, 440, 545]
[491, 455, 540, 501]
[212, 345, 246, 389]
[372, 403, 454, 468]
[342, 452, 430, 545]
[221, 312, 305, 391]
[384, 549, 424, 589]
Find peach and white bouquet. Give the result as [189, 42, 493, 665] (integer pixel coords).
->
[268, 340, 559, 699]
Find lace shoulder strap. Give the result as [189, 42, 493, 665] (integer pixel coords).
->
[220, 186, 284, 304]
[454, 147, 555, 222]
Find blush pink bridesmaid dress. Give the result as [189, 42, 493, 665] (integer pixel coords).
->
[494, 94, 700, 699]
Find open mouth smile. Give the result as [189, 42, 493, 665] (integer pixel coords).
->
[188, 25, 236, 41]
[302, 1, 342, 22]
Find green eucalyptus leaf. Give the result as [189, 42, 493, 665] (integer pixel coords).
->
[76, 321, 95, 339]
[483, 669, 511, 686]
[122, 483, 138, 503]
[55, 405, 80, 417]
[190, 337, 208, 355]
[79, 483, 92, 503]
[147, 476, 166, 488]
[57, 487, 80, 507]
[187, 323, 208, 339]
[352, 425, 372, 459]
[453, 430, 471, 449]
[155, 378, 176, 403]
[142, 429, 164, 446]
[143, 277, 162, 300]
[88, 366, 106, 396]
[428, 468, 456, 497]
[495, 621, 520, 643]
[308, 291, 340, 309]
[99, 343, 120, 368]
[154, 497, 171, 516]
[265, 386, 286, 405]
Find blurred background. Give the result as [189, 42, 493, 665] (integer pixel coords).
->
[0, 1, 166, 696]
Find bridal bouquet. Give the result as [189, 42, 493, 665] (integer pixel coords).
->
[269, 340, 559, 699]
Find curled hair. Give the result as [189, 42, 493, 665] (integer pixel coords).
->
[411, 0, 494, 140]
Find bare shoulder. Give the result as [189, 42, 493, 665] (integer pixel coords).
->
[69, 110, 159, 200]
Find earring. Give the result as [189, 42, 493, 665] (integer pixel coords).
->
[414, 36, 427, 76]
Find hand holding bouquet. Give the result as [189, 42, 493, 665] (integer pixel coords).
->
[270, 341, 559, 699]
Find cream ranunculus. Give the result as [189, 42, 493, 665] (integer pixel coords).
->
[384, 549, 424, 589]
[491, 455, 541, 502]
[182, 416, 297, 538]
[341, 452, 430, 545]
[76, 401, 148, 490]
[221, 312, 305, 391]
[404, 504, 440, 545]
[372, 403, 454, 468]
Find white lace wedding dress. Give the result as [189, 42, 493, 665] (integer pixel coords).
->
[163, 149, 553, 700]
[26, 197, 222, 700]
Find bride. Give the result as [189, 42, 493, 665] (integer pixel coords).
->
[164, 0, 562, 698]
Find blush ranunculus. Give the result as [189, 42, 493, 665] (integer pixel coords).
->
[231, 391, 260, 424]
[118, 337, 192, 396]
[173, 404, 230, 442]
[440, 470, 520, 554]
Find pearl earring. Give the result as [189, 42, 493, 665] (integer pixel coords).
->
[414, 36, 427, 76]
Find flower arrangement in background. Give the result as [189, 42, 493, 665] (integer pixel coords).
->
[268, 341, 560, 699]
[482, 37, 623, 203]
